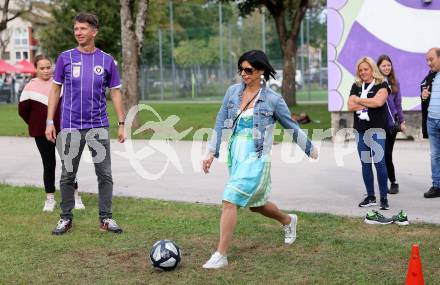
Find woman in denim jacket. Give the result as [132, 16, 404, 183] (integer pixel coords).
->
[201, 50, 317, 269]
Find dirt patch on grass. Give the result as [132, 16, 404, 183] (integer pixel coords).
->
[108, 250, 142, 262]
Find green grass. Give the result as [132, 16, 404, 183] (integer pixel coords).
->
[297, 89, 327, 102]
[1, 184, 440, 284]
[0, 102, 330, 142]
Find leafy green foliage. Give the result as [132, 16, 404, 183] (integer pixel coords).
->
[142, 1, 233, 66]
[37, 0, 121, 61]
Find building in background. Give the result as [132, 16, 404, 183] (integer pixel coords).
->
[0, 18, 39, 64]
[0, 0, 50, 65]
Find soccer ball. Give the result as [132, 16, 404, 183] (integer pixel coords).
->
[149, 240, 181, 271]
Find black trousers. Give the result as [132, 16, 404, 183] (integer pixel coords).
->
[35, 136, 78, 194]
[35, 137, 57, 193]
[385, 132, 397, 183]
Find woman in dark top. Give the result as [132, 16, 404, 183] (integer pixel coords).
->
[377, 55, 406, 194]
[18, 55, 83, 212]
[348, 56, 390, 210]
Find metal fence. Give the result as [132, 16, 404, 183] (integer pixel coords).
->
[139, 63, 328, 102]
[137, 3, 327, 102]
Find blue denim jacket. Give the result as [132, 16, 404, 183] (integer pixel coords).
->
[208, 83, 313, 158]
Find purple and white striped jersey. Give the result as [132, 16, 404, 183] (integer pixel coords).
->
[53, 48, 121, 130]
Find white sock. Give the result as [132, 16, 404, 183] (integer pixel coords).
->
[74, 190, 80, 199]
[47, 193, 55, 200]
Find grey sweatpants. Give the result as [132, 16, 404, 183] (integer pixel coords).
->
[57, 128, 113, 220]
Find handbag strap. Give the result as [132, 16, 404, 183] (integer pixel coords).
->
[232, 88, 261, 128]
[385, 101, 396, 124]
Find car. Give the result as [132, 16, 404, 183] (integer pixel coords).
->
[267, 69, 303, 92]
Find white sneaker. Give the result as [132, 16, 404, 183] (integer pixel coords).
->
[74, 196, 85, 210]
[202, 252, 228, 269]
[43, 199, 56, 212]
[283, 214, 297, 244]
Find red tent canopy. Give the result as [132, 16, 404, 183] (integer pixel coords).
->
[14, 59, 36, 74]
[0, 59, 18, 74]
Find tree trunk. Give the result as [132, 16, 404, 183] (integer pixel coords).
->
[0, 0, 31, 32]
[0, 29, 11, 57]
[266, 0, 308, 106]
[281, 38, 297, 106]
[0, 0, 11, 32]
[120, 0, 149, 128]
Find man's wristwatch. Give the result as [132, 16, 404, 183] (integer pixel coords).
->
[118, 121, 125, 127]
[46, 119, 54, 126]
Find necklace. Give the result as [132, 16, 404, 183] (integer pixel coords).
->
[240, 88, 260, 112]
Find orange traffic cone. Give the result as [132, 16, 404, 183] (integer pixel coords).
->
[406, 244, 425, 285]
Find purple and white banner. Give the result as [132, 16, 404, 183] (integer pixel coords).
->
[328, 0, 440, 111]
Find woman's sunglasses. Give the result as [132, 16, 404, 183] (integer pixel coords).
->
[238, 67, 256, 75]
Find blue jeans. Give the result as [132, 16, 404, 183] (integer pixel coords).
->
[427, 117, 440, 187]
[356, 129, 388, 198]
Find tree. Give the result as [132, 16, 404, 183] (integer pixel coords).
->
[0, 0, 31, 59]
[38, 0, 121, 61]
[223, 0, 324, 106]
[174, 36, 230, 66]
[120, 0, 149, 127]
[175, 39, 211, 66]
[0, 0, 32, 32]
[0, 28, 11, 57]
[308, 7, 326, 64]
[139, 0, 172, 65]
[141, 1, 231, 66]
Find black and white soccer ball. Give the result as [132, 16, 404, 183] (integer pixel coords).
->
[149, 240, 181, 271]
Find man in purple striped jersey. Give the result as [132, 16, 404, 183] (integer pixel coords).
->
[45, 12, 125, 235]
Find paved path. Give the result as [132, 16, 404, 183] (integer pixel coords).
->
[1, 136, 437, 223]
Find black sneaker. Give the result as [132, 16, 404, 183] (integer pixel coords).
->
[388, 183, 399, 194]
[364, 210, 393, 225]
[380, 198, 390, 210]
[392, 210, 409, 226]
[100, 218, 123, 233]
[358, 196, 377, 207]
[423, 186, 440, 198]
[52, 218, 72, 235]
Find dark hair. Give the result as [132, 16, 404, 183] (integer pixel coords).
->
[377, 54, 399, 94]
[238, 50, 276, 81]
[73, 12, 99, 29]
[436, 48, 440, 57]
[33, 54, 52, 68]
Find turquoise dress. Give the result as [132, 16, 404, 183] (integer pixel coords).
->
[223, 108, 271, 208]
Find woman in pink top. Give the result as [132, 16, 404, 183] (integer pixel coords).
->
[18, 55, 84, 212]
